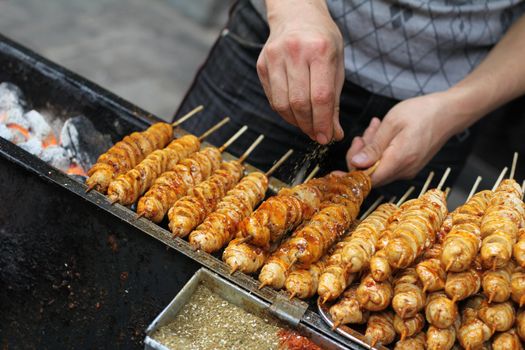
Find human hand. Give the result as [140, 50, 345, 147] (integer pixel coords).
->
[346, 92, 463, 186]
[257, 0, 345, 144]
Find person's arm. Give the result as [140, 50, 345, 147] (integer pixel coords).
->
[257, 0, 344, 144]
[347, 14, 525, 185]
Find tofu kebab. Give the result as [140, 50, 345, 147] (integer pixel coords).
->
[189, 149, 294, 253]
[257, 170, 372, 290]
[167, 128, 265, 238]
[86, 105, 203, 193]
[137, 125, 248, 223]
[106, 117, 229, 205]
[318, 187, 414, 304]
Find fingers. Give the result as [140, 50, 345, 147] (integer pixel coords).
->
[370, 143, 404, 186]
[350, 118, 395, 168]
[310, 57, 336, 144]
[345, 136, 365, 169]
[332, 58, 345, 141]
[286, 57, 314, 138]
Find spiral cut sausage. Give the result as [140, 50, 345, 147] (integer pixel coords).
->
[392, 268, 426, 319]
[492, 328, 524, 350]
[364, 311, 396, 347]
[480, 179, 525, 270]
[482, 262, 513, 303]
[513, 228, 525, 268]
[445, 267, 481, 303]
[107, 135, 200, 205]
[136, 147, 222, 222]
[222, 238, 269, 274]
[441, 190, 493, 272]
[393, 313, 425, 341]
[356, 274, 393, 312]
[317, 203, 398, 302]
[416, 244, 447, 293]
[189, 172, 268, 253]
[426, 320, 459, 350]
[457, 296, 493, 350]
[393, 332, 426, 350]
[329, 286, 369, 327]
[478, 299, 515, 333]
[425, 291, 458, 329]
[385, 189, 448, 270]
[517, 309, 525, 342]
[168, 160, 244, 238]
[284, 254, 331, 300]
[86, 122, 172, 193]
[237, 171, 371, 248]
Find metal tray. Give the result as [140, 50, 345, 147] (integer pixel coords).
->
[145, 268, 351, 350]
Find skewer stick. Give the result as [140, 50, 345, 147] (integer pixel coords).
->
[289, 292, 297, 301]
[304, 165, 320, 182]
[85, 184, 96, 193]
[359, 195, 384, 220]
[364, 160, 380, 176]
[265, 149, 294, 177]
[197, 117, 230, 141]
[522, 180, 525, 199]
[172, 105, 204, 127]
[388, 196, 397, 203]
[436, 167, 451, 191]
[510, 151, 519, 180]
[238, 134, 264, 163]
[396, 186, 415, 207]
[444, 187, 451, 199]
[492, 167, 508, 191]
[135, 212, 145, 220]
[218, 125, 248, 153]
[229, 265, 239, 275]
[466, 176, 482, 201]
[418, 171, 435, 198]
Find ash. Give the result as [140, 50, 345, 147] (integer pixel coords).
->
[0, 81, 112, 177]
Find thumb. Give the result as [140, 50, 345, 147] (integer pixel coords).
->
[349, 122, 394, 168]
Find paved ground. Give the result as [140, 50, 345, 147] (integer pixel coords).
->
[0, 0, 226, 120]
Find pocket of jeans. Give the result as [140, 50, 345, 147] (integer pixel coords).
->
[222, 28, 265, 50]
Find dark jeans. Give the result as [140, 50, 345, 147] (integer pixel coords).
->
[174, 0, 475, 202]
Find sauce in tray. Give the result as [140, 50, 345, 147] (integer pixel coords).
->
[151, 285, 322, 350]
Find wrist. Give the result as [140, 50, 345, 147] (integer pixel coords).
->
[437, 87, 486, 137]
[265, 0, 329, 27]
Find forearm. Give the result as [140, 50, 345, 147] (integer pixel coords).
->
[265, 0, 330, 27]
[444, 14, 525, 136]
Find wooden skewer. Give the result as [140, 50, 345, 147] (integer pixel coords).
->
[359, 195, 384, 220]
[510, 151, 519, 180]
[197, 117, 230, 141]
[218, 125, 248, 153]
[304, 165, 320, 182]
[172, 105, 204, 127]
[388, 196, 397, 203]
[238, 135, 264, 163]
[436, 167, 451, 191]
[522, 180, 525, 199]
[418, 171, 435, 198]
[364, 160, 380, 176]
[396, 186, 415, 207]
[466, 176, 482, 201]
[265, 149, 294, 177]
[444, 187, 451, 199]
[492, 167, 508, 191]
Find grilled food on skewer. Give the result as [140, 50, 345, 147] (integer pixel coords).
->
[480, 179, 525, 270]
[513, 228, 525, 267]
[364, 311, 396, 347]
[393, 332, 426, 350]
[478, 299, 515, 333]
[425, 291, 458, 329]
[482, 262, 513, 303]
[457, 297, 493, 350]
[416, 251, 447, 293]
[426, 322, 459, 350]
[445, 267, 482, 302]
[222, 238, 268, 274]
[391, 268, 426, 319]
[317, 202, 398, 302]
[511, 267, 525, 306]
[329, 286, 369, 328]
[517, 309, 525, 341]
[86, 122, 173, 193]
[356, 274, 393, 311]
[393, 313, 425, 341]
[285, 255, 329, 300]
[492, 328, 524, 350]
[441, 190, 493, 272]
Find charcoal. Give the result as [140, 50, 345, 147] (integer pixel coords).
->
[0, 123, 13, 141]
[0, 82, 27, 127]
[18, 138, 43, 156]
[25, 110, 54, 140]
[60, 115, 112, 170]
[40, 145, 71, 172]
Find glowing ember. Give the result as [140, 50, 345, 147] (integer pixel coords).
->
[66, 163, 87, 176]
[42, 133, 58, 148]
[6, 123, 29, 141]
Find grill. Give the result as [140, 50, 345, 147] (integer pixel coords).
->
[0, 34, 377, 349]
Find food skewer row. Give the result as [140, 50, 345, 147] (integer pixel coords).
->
[426, 315, 459, 350]
[137, 126, 247, 222]
[518, 309, 525, 342]
[85, 105, 203, 193]
[318, 191, 408, 303]
[492, 328, 523, 350]
[107, 117, 229, 205]
[457, 296, 493, 349]
[328, 285, 369, 329]
[364, 311, 396, 347]
[168, 130, 261, 238]
[478, 298, 516, 333]
[512, 266, 525, 306]
[188, 147, 294, 253]
[356, 273, 393, 312]
[393, 332, 426, 350]
[391, 267, 426, 319]
[223, 162, 329, 275]
[369, 171, 441, 283]
[258, 171, 372, 290]
[393, 312, 425, 341]
[284, 253, 329, 300]
[480, 154, 525, 270]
